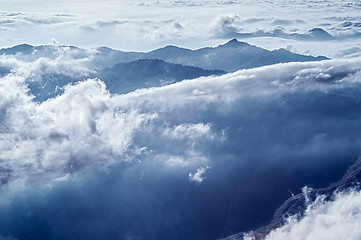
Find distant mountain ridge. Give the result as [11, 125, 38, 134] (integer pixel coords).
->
[142, 39, 328, 72]
[92, 39, 328, 72]
[0, 39, 328, 72]
[0, 39, 329, 101]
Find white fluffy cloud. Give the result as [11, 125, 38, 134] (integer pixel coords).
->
[0, 77, 155, 195]
[0, 46, 96, 77]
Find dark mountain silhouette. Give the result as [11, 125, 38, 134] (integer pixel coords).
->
[99, 59, 225, 93]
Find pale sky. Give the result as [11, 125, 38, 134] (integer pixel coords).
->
[0, 0, 360, 56]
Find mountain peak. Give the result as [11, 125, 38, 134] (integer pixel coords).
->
[163, 45, 181, 49]
[219, 39, 250, 48]
[227, 38, 239, 44]
[309, 28, 334, 40]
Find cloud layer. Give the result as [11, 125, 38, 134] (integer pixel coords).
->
[1, 47, 361, 239]
[1, 0, 361, 239]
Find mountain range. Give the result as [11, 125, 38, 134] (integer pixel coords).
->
[93, 39, 328, 72]
[99, 59, 225, 94]
[0, 39, 328, 101]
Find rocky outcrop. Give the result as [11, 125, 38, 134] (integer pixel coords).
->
[221, 156, 361, 240]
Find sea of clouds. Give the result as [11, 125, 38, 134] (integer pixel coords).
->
[0, 0, 361, 239]
[1, 46, 361, 239]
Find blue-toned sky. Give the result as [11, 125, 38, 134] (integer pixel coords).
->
[1, 1, 361, 240]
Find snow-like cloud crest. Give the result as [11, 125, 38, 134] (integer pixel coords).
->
[114, 58, 361, 111]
